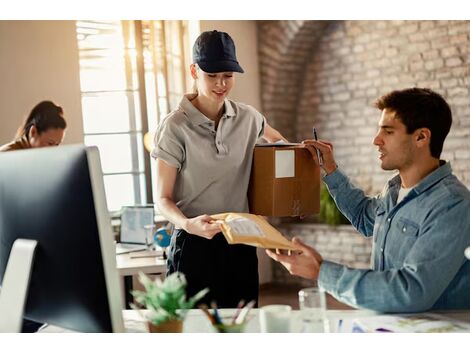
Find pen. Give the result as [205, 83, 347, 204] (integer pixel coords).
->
[199, 304, 216, 325]
[211, 302, 222, 325]
[235, 300, 255, 325]
[231, 299, 246, 324]
[313, 127, 323, 166]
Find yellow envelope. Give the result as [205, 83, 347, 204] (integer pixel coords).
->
[211, 212, 297, 250]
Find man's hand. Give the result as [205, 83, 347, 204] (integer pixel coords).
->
[266, 237, 323, 281]
[302, 139, 337, 175]
[184, 214, 222, 239]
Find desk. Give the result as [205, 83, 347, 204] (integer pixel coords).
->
[124, 309, 470, 333]
[116, 249, 167, 277]
[42, 309, 470, 333]
[116, 249, 167, 308]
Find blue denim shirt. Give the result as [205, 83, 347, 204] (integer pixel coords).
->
[319, 162, 470, 312]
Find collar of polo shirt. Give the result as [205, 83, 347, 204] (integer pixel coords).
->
[180, 94, 236, 127]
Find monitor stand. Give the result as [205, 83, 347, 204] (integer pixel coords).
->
[0, 239, 38, 332]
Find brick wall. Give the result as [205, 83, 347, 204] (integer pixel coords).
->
[258, 20, 329, 141]
[298, 20, 470, 192]
[258, 20, 470, 284]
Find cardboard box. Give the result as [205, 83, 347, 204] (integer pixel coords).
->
[248, 144, 320, 217]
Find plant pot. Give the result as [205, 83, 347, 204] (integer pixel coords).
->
[147, 319, 183, 333]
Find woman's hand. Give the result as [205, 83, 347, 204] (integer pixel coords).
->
[184, 214, 222, 239]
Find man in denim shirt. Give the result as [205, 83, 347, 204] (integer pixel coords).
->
[267, 88, 470, 312]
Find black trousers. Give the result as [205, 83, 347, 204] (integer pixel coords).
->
[167, 230, 259, 308]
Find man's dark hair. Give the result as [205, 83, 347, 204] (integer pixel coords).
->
[374, 88, 452, 159]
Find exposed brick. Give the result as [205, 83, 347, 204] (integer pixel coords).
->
[435, 70, 453, 79]
[419, 21, 435, 31]
[410, 61, 424, 71]
[422, 49, 440, 60]
[409, 32, 425, 42]
[353, 44, 364, 53]
[431, 36, 451, 49]
[399, 23, 419, 35]
[447, 87, 469, 96]
[455, 150, 470, 159]
[441, 78, 458, 88]
[441, 46, 460, 58]
[450, 34, 469, 44]
[448, 22, 470, 35]
[424, 59, 444, 70]
[445, 57, 463, 67]
[425, 26, 449, 39]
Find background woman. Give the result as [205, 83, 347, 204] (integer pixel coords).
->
[0, 100, 66, 152]
[152, 30, 286, 307]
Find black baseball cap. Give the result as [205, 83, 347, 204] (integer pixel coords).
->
[192, 30, 244, 74]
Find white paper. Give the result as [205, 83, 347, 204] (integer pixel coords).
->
[350, 314, 470, 333]
[226, 218, 264, 237]
[275, 150, 295, 178]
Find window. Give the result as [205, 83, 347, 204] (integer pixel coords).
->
[76, 20, 190, 212]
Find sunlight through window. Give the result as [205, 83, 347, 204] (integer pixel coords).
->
[76, 20, 191, 212]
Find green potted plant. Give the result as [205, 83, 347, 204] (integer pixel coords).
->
[319, 185, 350, 226]
[131, 272, 208, 333]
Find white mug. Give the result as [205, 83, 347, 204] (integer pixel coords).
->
[259, 304, 291, 333]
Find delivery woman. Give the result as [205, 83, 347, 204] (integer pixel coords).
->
[152, 30, 286, 307]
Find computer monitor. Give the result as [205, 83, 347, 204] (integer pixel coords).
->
[0, 145, 124, 332]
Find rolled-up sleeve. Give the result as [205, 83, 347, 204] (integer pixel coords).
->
[151, 121, 185, 171]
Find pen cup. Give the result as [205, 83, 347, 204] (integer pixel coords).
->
[212, 315, 249, 333]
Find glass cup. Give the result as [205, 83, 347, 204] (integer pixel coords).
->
[298, 286, 328, 333]
[259, 305, 292, 333]
[143, 224, 156, 250]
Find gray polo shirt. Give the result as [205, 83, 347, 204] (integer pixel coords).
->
[151, 94, 266, 219]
